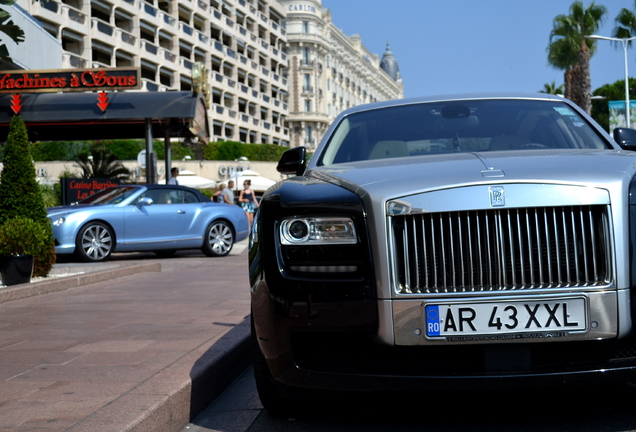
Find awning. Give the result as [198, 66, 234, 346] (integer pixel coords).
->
[0, 91, 209, 143]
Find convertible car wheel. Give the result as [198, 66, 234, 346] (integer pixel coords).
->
[75, 222, 113, 262]
[202, 220, 234, 257]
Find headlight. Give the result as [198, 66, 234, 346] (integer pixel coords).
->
[280, 217, 357, 245]
[52, 217, 65, 226]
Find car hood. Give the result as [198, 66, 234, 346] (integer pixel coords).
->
[47, 204, 115, 217]
[306, 149, 636, 200]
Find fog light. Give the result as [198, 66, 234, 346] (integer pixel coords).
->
[290, 265, 358, 273]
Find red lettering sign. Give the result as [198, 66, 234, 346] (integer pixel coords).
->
[0, 68, 140, 94]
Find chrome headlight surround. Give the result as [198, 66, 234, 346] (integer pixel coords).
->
[280, 217, 357, 245]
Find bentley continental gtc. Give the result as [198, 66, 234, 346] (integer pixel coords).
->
[48, 184, 248, 262]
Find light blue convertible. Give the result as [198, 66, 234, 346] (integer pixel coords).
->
[47, 184, 248, 262]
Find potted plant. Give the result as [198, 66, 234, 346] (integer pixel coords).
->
[0, 217, 48, 286]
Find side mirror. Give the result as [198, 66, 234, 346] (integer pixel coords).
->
[137, 197, 153, 206]
[613, 127, 636, 150]
[277, 146, 306, 176]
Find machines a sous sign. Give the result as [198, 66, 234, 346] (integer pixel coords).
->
[0, 68, 141, 93]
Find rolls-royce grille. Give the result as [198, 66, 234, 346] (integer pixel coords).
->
[390, 205, 612, 294]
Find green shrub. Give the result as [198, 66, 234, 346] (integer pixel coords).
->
[39, 184, 60, 208]
[0, 217, 48, 256]
[0, 116, 56, 276]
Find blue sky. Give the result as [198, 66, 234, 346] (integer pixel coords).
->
[321, 0, 634, 99]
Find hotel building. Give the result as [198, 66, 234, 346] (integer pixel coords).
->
[16, 0, 291, 145]
[279, 0, 403, 149]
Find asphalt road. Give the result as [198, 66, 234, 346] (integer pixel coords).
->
[183, 366, 636, 432]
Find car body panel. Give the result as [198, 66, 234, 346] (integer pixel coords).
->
[250, 93, 636, 399]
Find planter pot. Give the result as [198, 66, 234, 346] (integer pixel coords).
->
[0, 255, 34, 286]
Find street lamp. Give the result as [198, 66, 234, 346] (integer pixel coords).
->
[587, 34, 636, 128]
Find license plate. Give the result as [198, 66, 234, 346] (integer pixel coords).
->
[425, 298, 586, 338]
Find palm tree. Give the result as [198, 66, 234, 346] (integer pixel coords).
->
[547, 1, 607, 114]
[76, 147, 131, 180]
[613, 1, 636, 40]
[0, 0, 25, 61]
[539, 81, 565, 95]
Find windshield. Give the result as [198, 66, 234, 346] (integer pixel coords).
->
[78, 186, 137, 204]
[318, 99, 610, 166]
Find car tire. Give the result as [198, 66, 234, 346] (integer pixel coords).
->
[202, 220, 234, 257]
[251, 315, 303, 416]
[75, 222, 113, 262]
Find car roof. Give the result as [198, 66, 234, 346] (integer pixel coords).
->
[340, 92, 565, 117]
[125, 184, 211, 200]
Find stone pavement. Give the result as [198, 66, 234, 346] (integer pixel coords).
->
[0, 241, 252, 432]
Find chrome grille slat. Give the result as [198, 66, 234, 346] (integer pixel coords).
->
[391, 205, 612, 294]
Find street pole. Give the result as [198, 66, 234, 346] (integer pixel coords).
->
[587, 35, 636, 128]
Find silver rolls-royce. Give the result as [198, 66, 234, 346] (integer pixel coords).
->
[249, 93, 636, 414]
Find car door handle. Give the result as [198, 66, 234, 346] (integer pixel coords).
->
[177, 210, 186, 214]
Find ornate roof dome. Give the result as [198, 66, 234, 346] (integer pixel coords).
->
[380, 42, 400, 81]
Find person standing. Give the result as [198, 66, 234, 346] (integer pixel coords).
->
[239, 179, 258, 228]
[167, 167, 179, 185]
[213, 183, 226, 203]
[221, 180, 235, 205]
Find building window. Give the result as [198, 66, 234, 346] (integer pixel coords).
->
[302, 48, 310, 66]
[305, 100, 311, 112]
[302, 20, 309, 33]
[305, 125, 313, 143]
[303, 74, 311, 92]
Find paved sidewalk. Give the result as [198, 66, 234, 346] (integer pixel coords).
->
[0, 242, 252, 432]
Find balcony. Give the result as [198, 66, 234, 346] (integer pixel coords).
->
[197, 31, 209, 45]
[62, 51, 87, 68]
[141, 40, 159, 58]
[33, 0, 59, 23]
[61, 5, 86, 33]
[161, 49, 176, 63]
[142, 79, 159, 91]
[180, 57, 193, 70]
[116, 28, 137, 47]
[142, 2, 157, 17]
[91, 18, 115, 42]
[160, 11, 176, 27]
[180, 22, 193, 36]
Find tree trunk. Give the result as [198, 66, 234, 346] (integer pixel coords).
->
[564, 40, 592, 114]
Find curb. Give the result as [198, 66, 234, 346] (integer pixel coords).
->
[0, 262, 162, 304]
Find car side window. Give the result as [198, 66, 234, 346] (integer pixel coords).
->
[183, 190, 199, 203]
